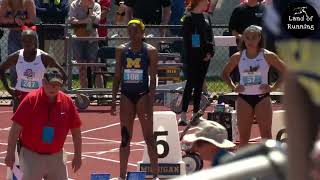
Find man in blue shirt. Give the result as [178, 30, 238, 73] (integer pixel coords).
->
[183, 121, 235, 166]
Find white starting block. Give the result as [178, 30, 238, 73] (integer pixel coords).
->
[137, 111, 186, 178]
[271, 110, 286, 141]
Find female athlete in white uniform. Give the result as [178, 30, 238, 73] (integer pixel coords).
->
[222, 25, 286, 147]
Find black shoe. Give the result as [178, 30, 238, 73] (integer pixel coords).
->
[178, 118, 188, 126]
[190, 117, 200, 126]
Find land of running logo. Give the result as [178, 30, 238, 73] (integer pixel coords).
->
[282, 2, 319, 38]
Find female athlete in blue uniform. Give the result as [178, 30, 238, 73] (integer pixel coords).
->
[111, 19, 159, 180]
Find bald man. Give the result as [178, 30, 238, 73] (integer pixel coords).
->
[0, 29, 66, 111]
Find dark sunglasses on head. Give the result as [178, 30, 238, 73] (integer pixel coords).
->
[44, 71, 63, 81]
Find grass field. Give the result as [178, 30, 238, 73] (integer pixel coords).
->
[0, 76, 230, 93]
[70, 76, 231, 93]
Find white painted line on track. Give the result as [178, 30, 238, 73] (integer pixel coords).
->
[0, 151, 7, 154]
[0, 127, 10, 131]
[65, 152, 137, 167]
[67, 136, 144, 147]
[0, 111, 12, 114]
[81, 118, 138, 134]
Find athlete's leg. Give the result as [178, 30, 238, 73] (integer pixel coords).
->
[236, 96, 255, 147]
[255, 96, 273, 140]
[119, 95, 136, 179]
[285, 74, 319, 180]
[136, 94, 159, 178]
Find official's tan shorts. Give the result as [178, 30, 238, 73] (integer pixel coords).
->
[19, 147, 68, 180]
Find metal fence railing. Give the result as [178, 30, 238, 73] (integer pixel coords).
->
[0, 24, 232, 105]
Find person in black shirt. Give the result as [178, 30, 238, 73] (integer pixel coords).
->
[178, 0, 215, 126]
[229, 0, 265, 41]
[228, 0, 265, 83]
[124, 0, 171, 36]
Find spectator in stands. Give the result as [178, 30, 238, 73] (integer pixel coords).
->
[35, 0, 69, 66]
[115, 0, 126, 25]
[68, 0, 103, 88]
[228, 0, 265, 83]
[0, 28, 66, 111]
[97, 0, 111, 47]
[183, 121, 235, 166]
[5, 67, 82, 180]
[113, 0, 126, 37]
[111, 19, 159, 180]
[178, 0, 215, 126]
[169, 0, 184, 36]
[124, 0, 171, 37]
[221, 25, 286, 147]
[0, 0, 36, 87]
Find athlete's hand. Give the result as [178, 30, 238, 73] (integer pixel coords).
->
[259, 84, 272, 93]
[110, 101, 117, 116]
[234, 85, 245, 93]
[72, 153, 82, 172]
[203, 53, 211, 62]
[148, 91, 155, 103]
[15, 17, 24, 26]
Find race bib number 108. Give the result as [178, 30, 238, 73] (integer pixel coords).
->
[123, 69, 143, 83]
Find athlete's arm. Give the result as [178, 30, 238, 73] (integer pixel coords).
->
[265, 50, 287, 91]
[221, 52, 241, 91]
[24, 0, 37, 24]
[147, 45, 158, 99]
[111, 45, 124, 112]
[124, 5, 133, 23]
[41, 53, 67, 82]
[0, 0, 13, 24]
[0, 53, 19, 96]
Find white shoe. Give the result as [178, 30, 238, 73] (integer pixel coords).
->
[153, 177, 160, 180]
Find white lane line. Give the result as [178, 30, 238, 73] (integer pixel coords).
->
[81, 118, 138, 134]
[65, 152, 137, 167]
[65, 142, 118, 145]
[0, 151, 7, 155]
[0, 127, 10, 131]
[0, 111, 12, 114]
[78, 136, 144, 147]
